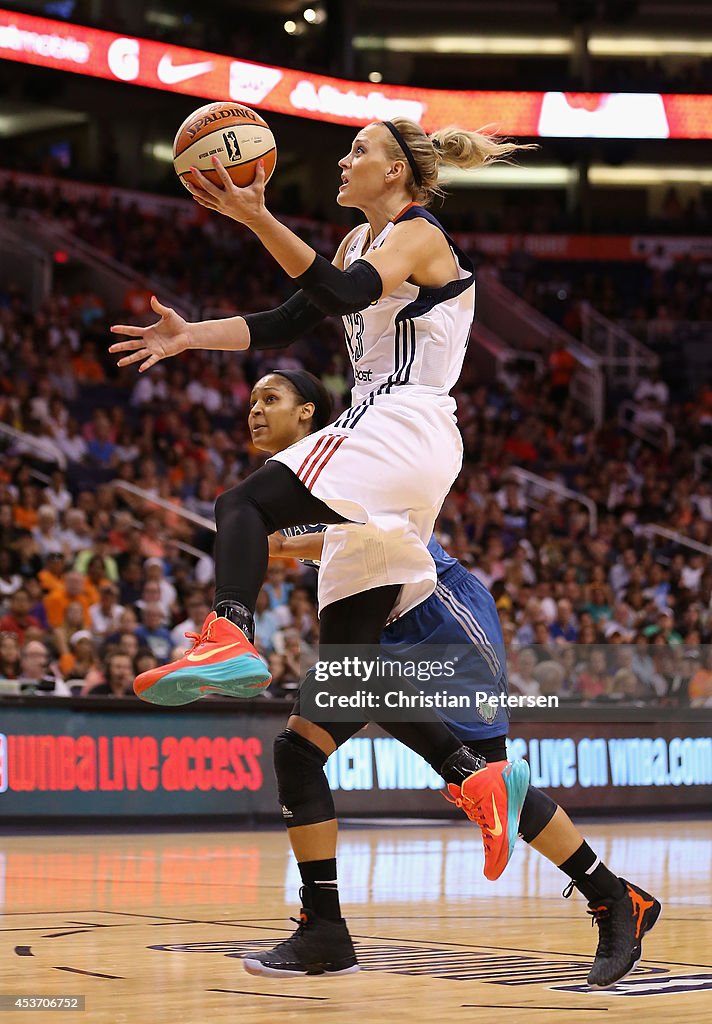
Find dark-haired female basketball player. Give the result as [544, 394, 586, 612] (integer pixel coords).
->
[236, 369, 661, 987]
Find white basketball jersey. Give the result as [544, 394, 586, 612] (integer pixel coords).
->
[340, 204, 475, 405]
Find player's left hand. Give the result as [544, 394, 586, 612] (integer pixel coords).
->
[185, 157, 266, 227]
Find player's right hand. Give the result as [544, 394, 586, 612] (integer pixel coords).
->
[109, 296, 192, 372]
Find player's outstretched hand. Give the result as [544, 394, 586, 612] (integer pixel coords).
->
[109, 296, 191, 372]
[185, 156, 266, 227]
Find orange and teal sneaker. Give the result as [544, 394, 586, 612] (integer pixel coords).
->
[445, 759, 530, 880]
[133, 611, 271, 706]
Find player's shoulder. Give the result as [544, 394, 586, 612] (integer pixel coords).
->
[387, 208, 450, 250]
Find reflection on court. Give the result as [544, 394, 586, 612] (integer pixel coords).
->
[0, 819, 709, 1024]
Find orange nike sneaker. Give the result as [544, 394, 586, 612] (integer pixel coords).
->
[445, 759, 530, 880]
[133, 612, 271, 706]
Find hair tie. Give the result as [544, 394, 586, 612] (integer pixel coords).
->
[431, 136, 442, 152]
[382, 120, 422, 187]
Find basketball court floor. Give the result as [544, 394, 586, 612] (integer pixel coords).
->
[1, 818, 709, 1022]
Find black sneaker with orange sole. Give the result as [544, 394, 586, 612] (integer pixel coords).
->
[587, 877, 662, 989]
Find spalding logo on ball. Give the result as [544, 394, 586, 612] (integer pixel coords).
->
[173, 102, 277, 190]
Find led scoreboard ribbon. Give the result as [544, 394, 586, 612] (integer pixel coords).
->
[1, 8, 712, 138]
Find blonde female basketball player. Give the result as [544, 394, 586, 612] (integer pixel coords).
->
[110, 119, 539, 962]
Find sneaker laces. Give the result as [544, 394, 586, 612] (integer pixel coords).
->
[183, 620, 213, 653]
[587, 901, 616, 960]
[441, 789, 493, 853]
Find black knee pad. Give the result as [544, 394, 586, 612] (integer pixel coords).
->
[519, 785, 558, 843]
[273, 728, 335, 828]
[214, 483, 247, 524]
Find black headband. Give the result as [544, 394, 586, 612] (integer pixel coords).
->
[382, 120, 422, 188]
[268, 369, 332, 431]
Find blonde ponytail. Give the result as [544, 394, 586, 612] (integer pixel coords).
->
[430, 126, 533, 170]
[381, 118, 536, 206]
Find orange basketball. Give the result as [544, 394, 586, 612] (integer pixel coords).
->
[173, 102, 277, 191]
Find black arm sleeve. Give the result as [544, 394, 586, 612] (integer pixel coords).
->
[244, 291, 327, 350]
[295, 254, 383, 315]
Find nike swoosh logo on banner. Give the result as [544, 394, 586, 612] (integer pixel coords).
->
[186, 642, 242, 662]
[157, 56, 214, 84]
[490, 794, 503, 836]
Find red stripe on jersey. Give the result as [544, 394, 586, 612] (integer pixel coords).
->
[304, 436, 346, 491]
[301, 436, 339, 490]
[297, 434, 333, 482]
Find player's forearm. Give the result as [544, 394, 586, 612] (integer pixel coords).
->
[276, 534, 325, 561]
[187, 315, 251, 351]
[248, 210, 318, 278]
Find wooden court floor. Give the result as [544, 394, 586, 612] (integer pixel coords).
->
[1, 818, 710, 1023]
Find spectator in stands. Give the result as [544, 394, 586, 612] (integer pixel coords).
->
[515, 597, 545, 645]
[0, 588, 43, 644]
[37, 551, 66, 594]
[62, 630, 100, 682]
[688, 648, 712, 706]
[44, 570, 92, 629]
[43, 469, 72, 515]
[89, 582, 125, 638]
[13, 484, 40, 531]
[572, 649, 607, 700]
[144, 556, 177, 613]
[54, 601, 89, 674]
[533, 658, 565, 698]
[81, 651, 134, 697]
[135, 579, 171, 622]
[267, 650, 299, 696]
[135, 648, 159, 676]
[668, 649, 701, 705]
[634, 367, 669, 408]
[0, 548, 22, 600]
[85, 413, 117, 469]
[61, 508, 92, 555]
[135, 603, 173, 661]
[275, 626, 317, 682]
[0, 502, 20, 552]
[0, 631, 20, 680]
[170, 592, 210, 650]
[32, 504, 64, 556]
[13, 531, 43, 580]
[138, 512, 165, 559]
[18, 639, 70, 696]
[509, 647, 541, 697]
[71, 341, 106, 384]
[25, 578, 50, 631]
[54, 416, 88, 463]
[549, 598, 578, 643]
[75, 534, 120, 581]
[116, 630, 140, 661]
[264, 562, 293, 609]
[253, 587, 285, 656]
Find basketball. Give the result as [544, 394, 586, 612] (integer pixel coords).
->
[173, 102, 277, 191]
